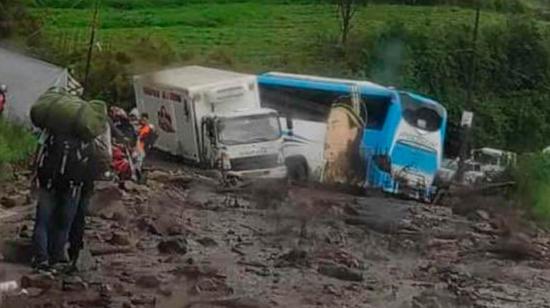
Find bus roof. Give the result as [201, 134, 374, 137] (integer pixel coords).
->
[259, 72, 393, 98]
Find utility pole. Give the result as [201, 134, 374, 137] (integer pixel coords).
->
[83, 0, 100, 98]
[457, 0, 481, 182]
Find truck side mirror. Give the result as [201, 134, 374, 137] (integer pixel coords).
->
[286, 115, 294, 137]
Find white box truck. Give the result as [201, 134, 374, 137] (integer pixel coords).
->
[133, 66, 287, 179]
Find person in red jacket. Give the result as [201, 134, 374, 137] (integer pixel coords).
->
[0, 85, 7, 117]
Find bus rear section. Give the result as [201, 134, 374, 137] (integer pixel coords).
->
[380, 92, 447, 201]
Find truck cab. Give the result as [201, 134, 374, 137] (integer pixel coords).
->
[201, 108, 287, 179]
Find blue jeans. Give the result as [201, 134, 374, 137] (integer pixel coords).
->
[68, 190, 91, 262]
[32, 188, 80, 264]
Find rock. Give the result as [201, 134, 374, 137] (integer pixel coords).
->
[159, 285, 173, 297]
[275, 249, 309, 268]
[136, 274, 161, 289]
[130, 295, 156, 305]
[107, 232, 132, 246]
[158, 237, 188, 255]
[1, 239, 33, 264]
[318, 263, 364, 282]
[73, 248, 97, 272]
[137, 217, 161, 235]
[323, 284, 339, 296]
[197, 237, 218, 247]
[122, 302, 134, 308]
[18, 225, 31, 239]
[62, 276, 88, 292]
[21, 273, 60, 290]
[147, 170, 172, 182]
[124, 181, 150, 194]
[476, 210, 490, 221]
[0, 195, 25, 209]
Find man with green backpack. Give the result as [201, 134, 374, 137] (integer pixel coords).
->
[30, 88, 109, 271]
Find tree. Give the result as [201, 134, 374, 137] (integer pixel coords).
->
[335, 0, 366, 45]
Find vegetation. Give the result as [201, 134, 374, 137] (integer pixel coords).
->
[515, 153, 550, 222]
[0, 119, 37, 168]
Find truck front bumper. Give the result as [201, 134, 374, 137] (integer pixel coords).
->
[229, 165, 287, 179]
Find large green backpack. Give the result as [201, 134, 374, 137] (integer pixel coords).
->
[31, 89, 108, 141]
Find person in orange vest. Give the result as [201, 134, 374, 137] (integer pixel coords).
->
[135, 113, 157, 179]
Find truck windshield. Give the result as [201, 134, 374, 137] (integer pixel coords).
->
[218, 114, 281, 145]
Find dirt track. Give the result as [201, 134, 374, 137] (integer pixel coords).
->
[1, 163, 550, 308]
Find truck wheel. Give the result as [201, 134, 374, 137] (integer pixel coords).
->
[286, 158, 308, 182]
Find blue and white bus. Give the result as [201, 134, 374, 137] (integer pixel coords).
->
[258, 72, 447, 201]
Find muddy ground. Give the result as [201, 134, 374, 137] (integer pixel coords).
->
[1, 163, 550, 308]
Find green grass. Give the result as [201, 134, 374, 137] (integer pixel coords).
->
[515, 153, 550, 222]
[0, 119, 37, 168]
[33, 3, 505, 72]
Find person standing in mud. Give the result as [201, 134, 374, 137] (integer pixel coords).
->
[135, 113, 157, 178]
[31, 118, 109, 273]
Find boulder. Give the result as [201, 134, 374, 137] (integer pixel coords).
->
[158, 237, 188, 255]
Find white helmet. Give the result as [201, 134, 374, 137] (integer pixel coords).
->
[0, 85, 6, 92]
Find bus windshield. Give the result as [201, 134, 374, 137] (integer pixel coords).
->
[218, 114, 281, 146]
[399, 93, 443, 132]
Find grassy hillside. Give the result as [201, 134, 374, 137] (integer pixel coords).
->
[35, 3, 504, 71]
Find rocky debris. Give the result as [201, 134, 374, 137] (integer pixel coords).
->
[124, 181, 151, 194]
[1, 239, 33, 264]
[107, 231, 133, 246]
[476, 210, 490, 221]
[130, 295, 156, 305]
[487, 233, 542, 260]
[90, 245, 134, 256]
[136, 274, 161, 289]
[20, 273, 60, 290]
[17, 224, 31, 239]
[183, 297, 268, 308]
[275, 249, 310, 268]
[73, 248, 97, 272]
[137, 217, 162, 235]
[157, 237, 188, 255]
[171, 264, 223, 280]
[317, 262, 364, 282]
[197, 237, 218, 247]
[1, 196, 22, 209]
[158, 285, 173, 297]
[62, 276, 88, 292]
[193, 277, 233, 296]
[316, 249, 361, 269]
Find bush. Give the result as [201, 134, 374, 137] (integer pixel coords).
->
[0, 119, 37, 168]
[515, 153, 550, 221]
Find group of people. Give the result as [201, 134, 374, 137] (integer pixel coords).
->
[31, 105, 157, 273]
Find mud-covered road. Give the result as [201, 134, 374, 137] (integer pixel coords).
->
[1, 164, 550, 308]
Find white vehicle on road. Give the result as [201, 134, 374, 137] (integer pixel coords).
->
[134, 66, 287, 179]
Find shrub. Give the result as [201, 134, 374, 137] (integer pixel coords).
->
[515, 153, 550, 221]
[0, 119, 37, 168]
